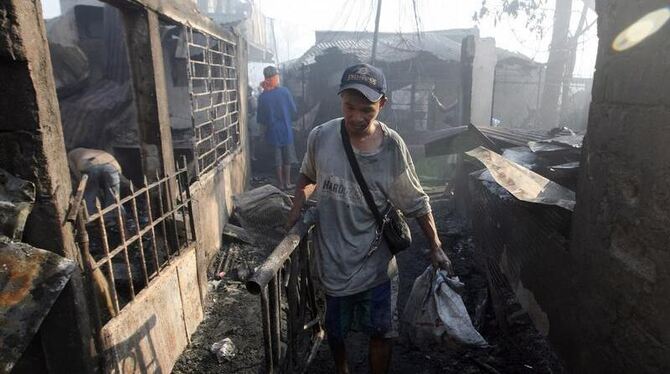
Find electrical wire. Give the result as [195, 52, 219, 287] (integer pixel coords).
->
[411, 0, 423, 40]
[318, 0, 356, 43]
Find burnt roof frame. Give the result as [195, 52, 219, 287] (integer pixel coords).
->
[100, 0, 238, 44]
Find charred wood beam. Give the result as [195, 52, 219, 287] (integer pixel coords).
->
[100, 0, 237, 43]
[120, 7, 176, 182]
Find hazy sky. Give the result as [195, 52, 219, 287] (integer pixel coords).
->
[261, 0, 598, 77]
[41, 0, 598, 77]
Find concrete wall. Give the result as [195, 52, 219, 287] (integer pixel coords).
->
[0, 1, 96, 371]
[460, 35, 497, 127]
[1, 0, 249, 372]
[563, 1, 670, 372]
[100, 248, 203, 374]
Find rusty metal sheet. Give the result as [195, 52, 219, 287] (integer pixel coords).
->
[0, 237, 76, 373]
[424, 125, 549, 157]
[423, 126, 479, 157]
[528, 134, 584, 153]
[466, 146, 576, 211]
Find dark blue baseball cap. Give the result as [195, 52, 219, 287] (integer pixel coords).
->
[338, 63, 387, 102]
[263, 65, 278, 78]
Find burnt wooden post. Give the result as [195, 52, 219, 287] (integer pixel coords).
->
[238, 36, 249, 186]
[0, 0, 96, 371]
[121, 6, 177, 182]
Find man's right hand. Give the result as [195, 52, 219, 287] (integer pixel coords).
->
[285, 173, 316, 231]
[431, 247, 454, 276]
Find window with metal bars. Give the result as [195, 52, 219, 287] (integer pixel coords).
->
[186, 27, 241, 176]
[73, 163, 196, 321]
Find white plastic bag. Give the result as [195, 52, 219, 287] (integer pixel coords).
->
[210, 337, 237, 362]
[403, 266, 488, 348]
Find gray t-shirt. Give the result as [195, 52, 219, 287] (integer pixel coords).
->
[300, 118, 431, 296]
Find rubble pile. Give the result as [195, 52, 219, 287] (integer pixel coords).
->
[425, 124, 583, 348]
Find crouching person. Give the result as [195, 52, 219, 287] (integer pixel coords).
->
[68, 147, 127, 224]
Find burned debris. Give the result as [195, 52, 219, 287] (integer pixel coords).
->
[2, 0, 670, 373]
[3, 0, 249, 372]
[0, 170, 75, 373]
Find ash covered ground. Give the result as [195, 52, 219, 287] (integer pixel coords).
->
[173, 192, 565, 374]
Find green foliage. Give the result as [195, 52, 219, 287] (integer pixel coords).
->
[473, 0, 550, 38]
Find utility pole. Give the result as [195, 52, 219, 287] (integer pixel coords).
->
[270, 18, 279, 65]
[371, 0, 383, 65]
[539, 0, 573, 129]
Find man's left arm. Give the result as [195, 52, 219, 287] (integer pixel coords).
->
[389, 139, 454, 273]
[416, 212, 453, 274]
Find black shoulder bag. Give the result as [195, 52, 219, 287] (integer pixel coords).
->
[340, 120, 412, 255]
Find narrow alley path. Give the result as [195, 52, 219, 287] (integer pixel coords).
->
[173, 195, 565, 373]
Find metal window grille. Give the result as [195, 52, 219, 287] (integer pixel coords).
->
[246, 221, 325, 372]
[72, 163, 196, 324]
[186, 27, 240, 175]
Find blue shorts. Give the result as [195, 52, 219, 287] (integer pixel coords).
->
[273, 143, 297, 167]
[325, 281, 393, 345]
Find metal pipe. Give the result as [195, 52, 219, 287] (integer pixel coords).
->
[268, 277, 281, 368]
[303, 318, 319, 331]
[303, 240, 320, 322]
[305, 329, 325, 369]
[180, 157, 197, 243]
[114, 194, 135, 299]
[143, 176, 161, 275]
[96, 201, 120, 314]
[260, 286, 274, 373]
[76, 207, 104, 345]
[155, 171, 173, 260]
[246, 221, 310, 294]
[175, 167, 190, 247]
[298, 240, 311, 324]
[287, 251, 300, 370]
[66, 174, 89, 223]
[164, 172, 182, 256]
[129, 183, 150, 286]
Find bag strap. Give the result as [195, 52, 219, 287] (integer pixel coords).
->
[340, 120, 384, 226]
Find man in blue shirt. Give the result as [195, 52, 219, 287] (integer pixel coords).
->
[257, 65, 297, 189]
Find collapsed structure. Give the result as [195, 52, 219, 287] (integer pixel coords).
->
[1, 0, 250, 372]
[1, 0, 669, 373]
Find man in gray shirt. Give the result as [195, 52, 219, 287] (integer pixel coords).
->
[287, 64, 452, 374]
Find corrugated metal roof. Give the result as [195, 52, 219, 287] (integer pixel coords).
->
[292, 30, 535, 66]
[294, 32, 462, 65]
[424, 125, 549, 157]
